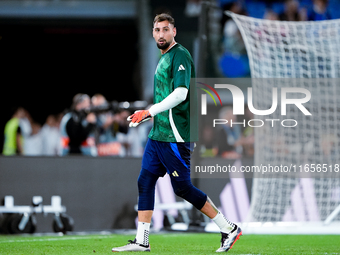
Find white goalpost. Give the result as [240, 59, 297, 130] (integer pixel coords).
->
[227, 11, 340, 233]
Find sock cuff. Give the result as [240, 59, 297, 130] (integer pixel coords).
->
[138, 222, 151, 228]
[212, 211, 222, 221]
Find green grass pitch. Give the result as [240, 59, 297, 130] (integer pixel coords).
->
[0, 233, 339, 254]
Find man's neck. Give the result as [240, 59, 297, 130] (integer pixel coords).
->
[161, 41, 177, 54]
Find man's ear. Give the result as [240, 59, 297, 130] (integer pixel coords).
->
[173, 27, 177, 37]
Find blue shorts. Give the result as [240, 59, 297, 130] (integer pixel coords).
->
[142, 139, 194, 181]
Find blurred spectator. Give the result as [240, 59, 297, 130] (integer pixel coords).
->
[41, 113, 62, 156]
[220, 1, 243, 32]
[59, 94, 97, 156]
[321, 133, 337, 161]
[219, 1, 250, 78]
[264, 9, 279, 20]
[2, 107, 28, 155]
[23, 119, 43, 156]
[185, 0, 202, 17]
[117, 125, 141, 157]
[279, 0, 306, 21]
[307, 0, 331, 21]
[115, 103, 153, 157]
[201, 125, 216, 157]
[91, 94, 128, 157]
[222, 1, 247, 55]
[214, 106, 242, 159]
[116, 109, 149, 157]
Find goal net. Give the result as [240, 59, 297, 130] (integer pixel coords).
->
[227, 12, 340, 224]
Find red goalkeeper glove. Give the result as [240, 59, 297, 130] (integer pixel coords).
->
[127, 110, 152, 127]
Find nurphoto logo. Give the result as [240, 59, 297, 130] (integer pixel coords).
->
[198, 82, 312, 128]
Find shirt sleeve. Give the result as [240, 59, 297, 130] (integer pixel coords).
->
[172, 50, 192, 89]
[148, 87, 188, 116]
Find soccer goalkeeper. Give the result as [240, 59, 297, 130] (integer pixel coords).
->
[112, 13, 242, 253]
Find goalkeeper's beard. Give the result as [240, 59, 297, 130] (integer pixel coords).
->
[156, 40, 171, 50]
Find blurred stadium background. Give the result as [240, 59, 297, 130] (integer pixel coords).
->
[1, 0, 340, 235]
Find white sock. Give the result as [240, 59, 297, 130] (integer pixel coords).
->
[135, 222, 150, 246]
[212, 211, 235, 234]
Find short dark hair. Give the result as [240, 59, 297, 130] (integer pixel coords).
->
[153, 13, 175, 26]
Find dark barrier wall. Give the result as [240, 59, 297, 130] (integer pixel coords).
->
[0, 156, 253, 232]
[0, 156, 142, 232]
